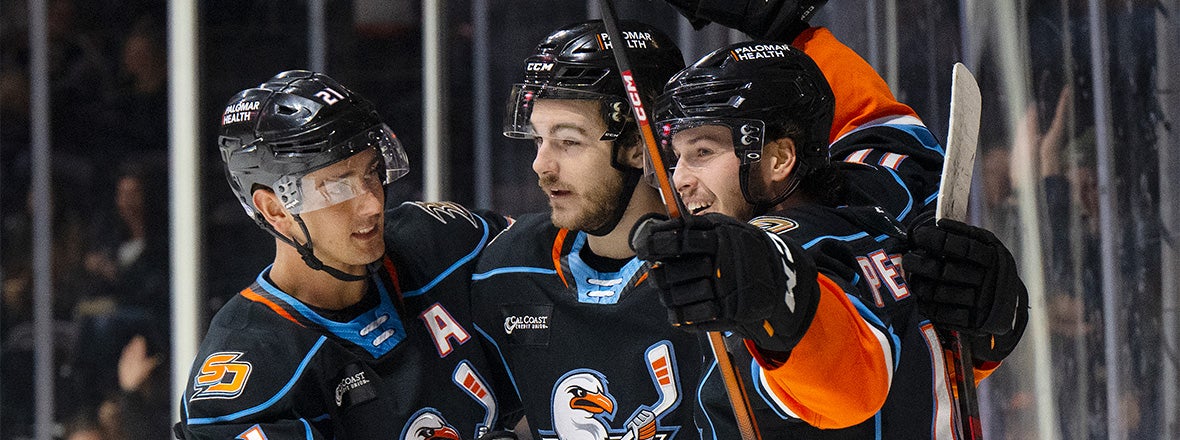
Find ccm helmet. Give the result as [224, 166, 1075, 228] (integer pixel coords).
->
[219, 70, 410, 280]
[504, 19, 684, 148]
[655, 41, 833, 208]
[504, 20, 684, 236]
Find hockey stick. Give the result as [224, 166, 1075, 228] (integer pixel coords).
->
[596, 2, 760, 439]
[936, 62, 984, 440]
[453, 360, 498, 439]
[621, 341, 679, 440]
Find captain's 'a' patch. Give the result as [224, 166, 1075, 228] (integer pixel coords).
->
[749, 216, 799, 234]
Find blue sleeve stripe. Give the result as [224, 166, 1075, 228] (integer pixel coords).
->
[924, 191, 939, 206]
[404, 215, 491, 297]
[882, 167, 915, 221]
[472, 323, 523, 401]
[750, 359, 793, 420]
[697, 360, 720, 440]
[187, 336, 328, 425]
[472, 266, 557, 281]
[890, 124, 945, 156]
[801, 232, 869, 249]
[301, 418, 313, 439]
[848, 296, 901, 366]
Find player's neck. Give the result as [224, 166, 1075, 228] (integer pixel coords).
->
[269, 241, 368, 310]
[585, 184, 662, 260]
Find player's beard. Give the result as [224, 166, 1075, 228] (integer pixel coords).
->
[540, 171, 624, 232]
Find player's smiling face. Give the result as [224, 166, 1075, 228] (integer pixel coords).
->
[668, 124, 755, 221]
[291, 149, 386, 272]
[529, 99, 625, 231]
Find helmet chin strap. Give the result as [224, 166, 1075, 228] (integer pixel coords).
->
[261, 214, 369, 282]
[742, 161, 811, 216]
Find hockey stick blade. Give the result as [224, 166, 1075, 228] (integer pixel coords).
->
[621, 342, 679, 440]
[937, 63, 981, 223]
[936, 62, 984, 440]
[453, 361, 497, 437]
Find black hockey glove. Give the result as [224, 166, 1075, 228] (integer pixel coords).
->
[660, 0, 828, 42]
[904, 218, 1029, 362]
[631, 213, 820, 353]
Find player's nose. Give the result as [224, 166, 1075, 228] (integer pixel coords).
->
[532, 141, 558, 177]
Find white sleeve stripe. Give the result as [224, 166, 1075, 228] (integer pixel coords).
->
[920, 323, 958, 440]
[757, 364, 802, 420]
[879, 152, 906, 170]
[845, 149, 873, 164]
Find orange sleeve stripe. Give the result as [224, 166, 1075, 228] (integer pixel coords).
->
[792, 27, 919, 143]
[552, 229, 570, 289]
[752, 273, 891, 429]
[240, 287, 304, 327]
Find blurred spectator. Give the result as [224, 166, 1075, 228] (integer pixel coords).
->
[71, 156, 170, 418]
[101, 334, 170, 439]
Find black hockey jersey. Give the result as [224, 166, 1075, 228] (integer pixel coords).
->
[179, 201, 517, 440]
[470, 213, 898, 439]
[744, 203, 963, 439]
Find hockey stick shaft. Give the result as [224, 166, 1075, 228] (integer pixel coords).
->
[937, 62, 983, 439]
[597, 2, 760, 439]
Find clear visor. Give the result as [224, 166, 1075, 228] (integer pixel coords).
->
[274, 124, 409, 214]
[503, 83, 628, 141]
[651, 117, 766, 175]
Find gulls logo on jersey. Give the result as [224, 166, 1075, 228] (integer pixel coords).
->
[541, 342, 681, 440]
[190, 352, 252, 401]
[409, 201, 479, 228]
[401, 408, 462, 440]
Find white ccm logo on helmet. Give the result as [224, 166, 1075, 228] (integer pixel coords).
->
[527, 62, 555, 72]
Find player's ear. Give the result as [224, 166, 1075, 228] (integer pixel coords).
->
[618, 137, 646, 169]
[765, 137, 797, 183]
[253, 188, 295, 234]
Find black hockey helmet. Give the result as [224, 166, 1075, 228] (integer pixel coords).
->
[220, 70, 409, 221]
[504, 19, 685, 148]
[218, 70, 410, 281]
[506, 20, 685, 236]
[655, 41, 833, 208]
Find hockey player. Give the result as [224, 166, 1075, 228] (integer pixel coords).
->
[470, 20, 713, 440]
[471, 18, 907, 439]
[178, 71, 519, 439]
[632, 38, 1027, 438]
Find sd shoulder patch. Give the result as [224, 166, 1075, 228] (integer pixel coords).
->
[191, 352, 252, 401]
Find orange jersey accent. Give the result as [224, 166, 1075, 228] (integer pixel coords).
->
[748, 273, 892, 429]
[792, 27, 920, 142]
[239, 287, 303, 326]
